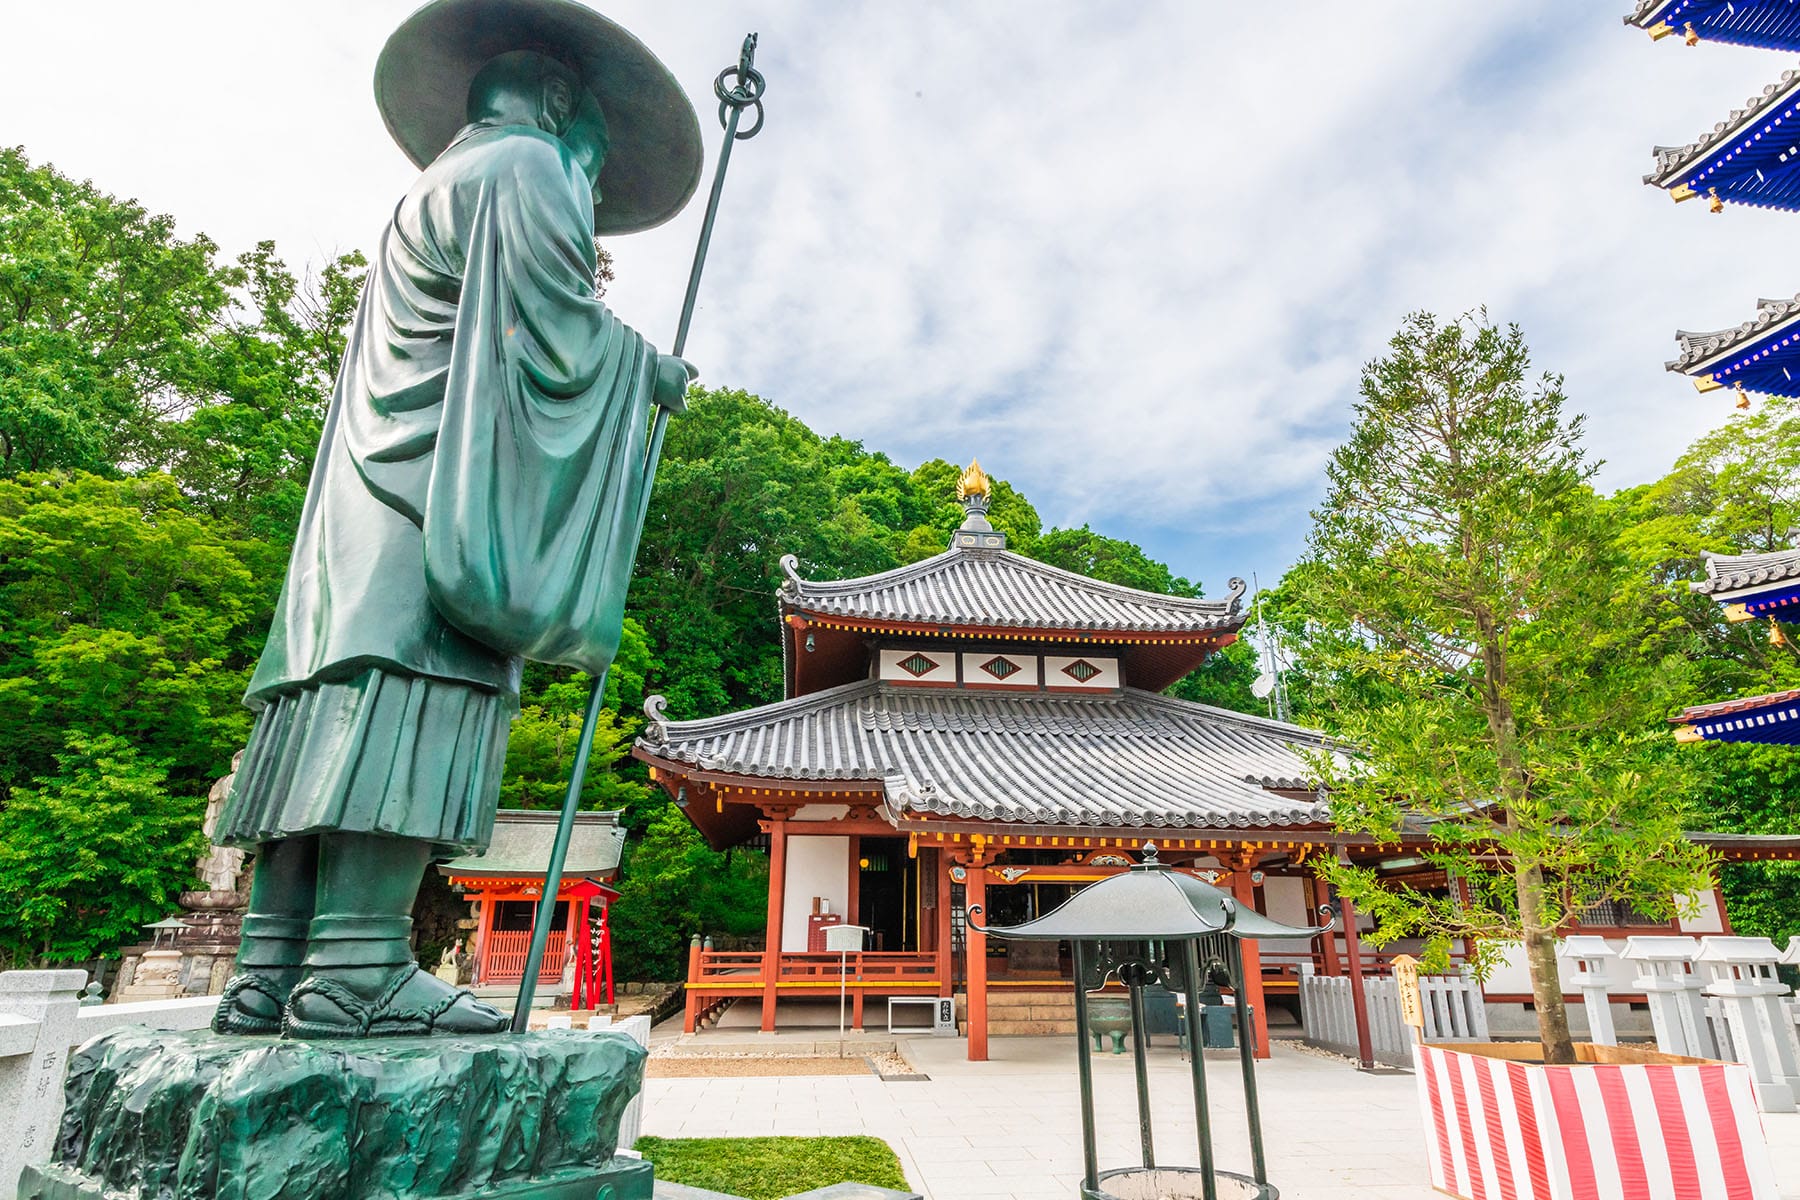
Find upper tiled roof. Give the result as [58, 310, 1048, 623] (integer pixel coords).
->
[778, 548, 1246, 636]
[1646, 68, 1800, 185]
[1690, 547, 1800, 595]
[1669, 294, 1800, 372]
[637, 680, 1336, 830]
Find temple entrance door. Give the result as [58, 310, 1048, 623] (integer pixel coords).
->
[856, 837, 914, 951]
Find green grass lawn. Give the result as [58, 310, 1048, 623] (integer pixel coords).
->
[635, 1135, 910, 1199]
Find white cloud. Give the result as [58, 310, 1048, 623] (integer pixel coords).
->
[0, 1, 1787, 590]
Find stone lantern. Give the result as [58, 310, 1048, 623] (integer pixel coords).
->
[1556, 935, 1618, 1046]
[1696, 936, 1800, 1112]
[971, 844, 1330, 1200]
[1621, 935, 1717, 1059]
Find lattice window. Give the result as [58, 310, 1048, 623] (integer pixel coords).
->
[1062, 658, 1101, 682]
[897, 652, 939, 677]
[980, 655, 1020, 680]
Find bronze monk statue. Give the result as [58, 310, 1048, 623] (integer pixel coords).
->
[212, 0, 701, 1038]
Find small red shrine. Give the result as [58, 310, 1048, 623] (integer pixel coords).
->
[439, 808, 624, 1009]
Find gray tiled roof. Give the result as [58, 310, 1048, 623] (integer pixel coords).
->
[439, 809, 625, 878]
[778, 549, 1246, 635]
[1646, 69, 1800, 186]
[1623, 0, 1669, 24]
[637, 680, 1335, 830]
[1669, 295, 1800, 372]
[1691, 547, 1800, 595]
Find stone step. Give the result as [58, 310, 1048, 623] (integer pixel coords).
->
[986, 990, 1073, 1012]
[987, 1018, 1079, 1036]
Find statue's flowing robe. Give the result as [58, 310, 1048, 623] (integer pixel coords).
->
[218, 123, 655, 854]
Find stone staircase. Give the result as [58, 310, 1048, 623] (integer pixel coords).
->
[982, 988, 1077, 1037]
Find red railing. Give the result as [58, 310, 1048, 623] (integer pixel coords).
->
[481, 930, 566, 985]
[687, 949, 938, 991]
[773, 951, 938, 987]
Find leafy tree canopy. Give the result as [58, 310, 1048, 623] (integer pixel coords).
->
[1300, 310, 1711, 1063]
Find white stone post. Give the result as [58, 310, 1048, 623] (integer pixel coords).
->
[1557, 936, 1618, 1046]
[1697, 936, 1800, 1113]
[1621, 936, 1716, 1059]
[611, 1014, 652, 1152]
[0, 969, 86, 1195]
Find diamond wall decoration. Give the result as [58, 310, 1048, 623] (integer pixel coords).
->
[1062, 659, 1101, 683]
[980, 656, 1021, 680]
[898, 652, 940, 678]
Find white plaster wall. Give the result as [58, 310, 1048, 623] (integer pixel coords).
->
[1262, 876, 1310, 928]
[1043, 655, 1120, 689]
[878, 648, 953, 685]
[1677, 890, 1726, 934]
[782, 836, 850, 952]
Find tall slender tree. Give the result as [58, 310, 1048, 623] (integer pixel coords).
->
[1304, 310, 1711, 1062]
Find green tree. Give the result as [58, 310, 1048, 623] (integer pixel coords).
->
[0, 733, 206, 963]
[1034, 525, 1197, 595]
[608, 806, 768, 980]
[0, 473, 271, 800]
[499, 620, 656, 820]
[1303, 311, 1712, 1063]
[0, 147, 238, 477]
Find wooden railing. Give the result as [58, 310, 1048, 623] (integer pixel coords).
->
[481, 930, 566, 985]
[683, 948, 941, 1033]
[773, 951, 938, 987]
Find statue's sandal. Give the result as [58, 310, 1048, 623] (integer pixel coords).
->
[283, 964, 509, 1039]
[211, 973, 294, 1036]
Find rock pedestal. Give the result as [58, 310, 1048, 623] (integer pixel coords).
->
[16, 1026, 652, 1200]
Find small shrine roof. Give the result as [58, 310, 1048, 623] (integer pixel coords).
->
[1627, 1, 1800, 52]
[1644, 68, 1800, 212]
[636, 680, 1336, 831]
[439, 809, 625, 880]
[1668, 294, 1800, 379]
[779, 549, 1246, 637]
[1690, 546, 1800, 595]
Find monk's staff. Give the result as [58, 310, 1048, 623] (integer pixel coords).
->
[512, 34, 768, 1030]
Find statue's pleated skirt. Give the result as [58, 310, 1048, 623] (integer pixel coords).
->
[215, 667, 518, 855]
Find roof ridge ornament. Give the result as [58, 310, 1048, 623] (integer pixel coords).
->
[1225, 577, 1247, 613]
[778, 553, 804, 594]
[953, 457, 1005, 549]
[642, 694, 669, 744]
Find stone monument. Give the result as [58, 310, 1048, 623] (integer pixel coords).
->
[20, 2, 705, 1196]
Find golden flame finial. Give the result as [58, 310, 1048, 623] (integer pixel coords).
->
[956, 458, 991, 503]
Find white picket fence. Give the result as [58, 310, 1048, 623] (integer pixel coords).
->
[1298, 965, 1488, 1068]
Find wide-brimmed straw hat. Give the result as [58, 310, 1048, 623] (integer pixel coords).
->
[375, 0, 703, 235]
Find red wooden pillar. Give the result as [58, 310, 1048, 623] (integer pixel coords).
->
[474, 893, 496, 986]
[1230, 859, 1271, 1059]
[965, 861, 989, 1062]
[600, 898, 614, 1005]
[1338, 888, 1376, 1071]
[935, 850, 954, 998]
[761, 814, 789, 1032]
[684, 934, 704, 1034]
[1313, 873, 1341, 976]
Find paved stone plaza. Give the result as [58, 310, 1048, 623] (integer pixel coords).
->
[642, 1028, 1800, 1199]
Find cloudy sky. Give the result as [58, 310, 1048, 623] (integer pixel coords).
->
[1, 2, 1790, 595]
